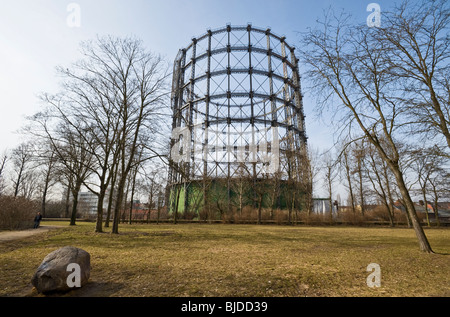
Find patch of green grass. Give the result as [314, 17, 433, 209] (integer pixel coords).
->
[0, 222, 448, 297]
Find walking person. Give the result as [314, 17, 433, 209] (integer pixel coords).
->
[33, 212, 42, 229]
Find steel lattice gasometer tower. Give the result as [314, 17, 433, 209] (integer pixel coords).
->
[168, 24, 310, 219]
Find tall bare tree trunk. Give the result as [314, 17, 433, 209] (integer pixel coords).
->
[342, 149, 356, 215]
[391, 167, 433, 253]
[70, 181, 82, 226]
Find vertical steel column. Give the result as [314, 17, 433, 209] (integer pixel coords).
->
[281, 38, 293, 133]
[266, 29, 277, 125]
[248, 24, 256, 172]
[281, 37, 295, 180]
[248, 24, 257, 207]
[226, 24, 232, 212]
[204, 29, 212, 213]
[169, 48, 186, 214]
[188, 38, 197, 178]
[290, 47, 308, 186]
[266, 29, 277, 127]
[204, 31, 212, 177]
[184, 38, 197, 213]
[177, 49, 187, 184]
[290, 47, 306, 142]
[266, 29, 279, 182]
[167, 52, 181, 212]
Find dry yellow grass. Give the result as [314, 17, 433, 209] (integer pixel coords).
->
[0, 221, 448, 297]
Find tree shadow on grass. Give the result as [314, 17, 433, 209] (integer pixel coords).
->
[432, 250, 450, 255]
[25, 280, 125, 297]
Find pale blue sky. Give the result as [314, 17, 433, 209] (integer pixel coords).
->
[0, 0, 395, 155]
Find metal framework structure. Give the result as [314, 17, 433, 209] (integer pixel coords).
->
[168, 24, 308, 214]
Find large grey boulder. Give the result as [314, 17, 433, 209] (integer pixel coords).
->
[31, 246, 91, 294]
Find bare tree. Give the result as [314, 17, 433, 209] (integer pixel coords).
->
[267, 171, 282, 219]
[104, 156, 119, 228]
[376, 0, 450, 149]
[352, 140, 368, 216]
[37, 40, 131, 232]
[127, 146, 145, 224]
[307, 145, 321, 216]
[300, 8, 434, 252]
[105, 37, 169, 234]
[363, 141, 396, 226]
[27, 110, 95, 225]
[337, 141, 357, 215]
[0, 150, 8, 196]
[230, 163, 252, 217]
[140, 164, 165, 223]
[296, 147, 314, 220]
[35, 143, 58, 217]
[322, 150, 338, 222]
[28, 36, 169, 232]
[411, 148, 435, 226]
[10, 142, 34, 198]
[411, 145, 449, 226]
[428, 161, 450, 226]
[58, 126, 95, 226]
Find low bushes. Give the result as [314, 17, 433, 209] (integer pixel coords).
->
[178, 205, 412, 226]
[0, 196, 39, 230]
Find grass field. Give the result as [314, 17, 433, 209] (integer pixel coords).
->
[0, 221, 449, 297]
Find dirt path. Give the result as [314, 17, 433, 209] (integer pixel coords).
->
[0, 226, 63, 242]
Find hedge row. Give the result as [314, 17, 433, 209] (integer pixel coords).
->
[0, 196, 39, 230]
